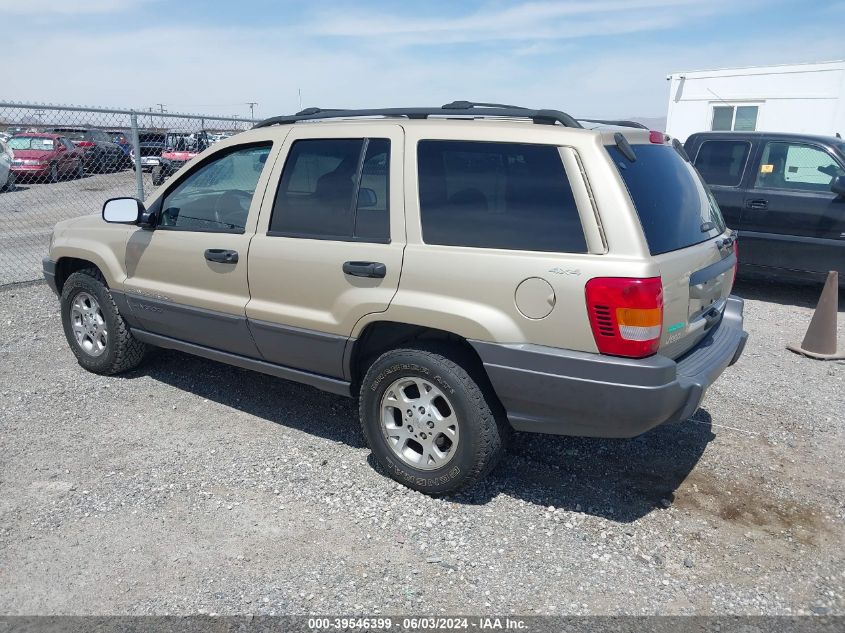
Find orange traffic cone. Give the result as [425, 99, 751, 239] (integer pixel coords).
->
[787, 271, 844, 360]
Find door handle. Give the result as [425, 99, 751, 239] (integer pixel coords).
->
[342, 261, 387, 278]
[746, 199, 768, 210]
[204, 248, 238, 264]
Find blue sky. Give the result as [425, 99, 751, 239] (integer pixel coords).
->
[3, 0, 844, 120]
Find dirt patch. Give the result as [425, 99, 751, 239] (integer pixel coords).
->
[675, 469, 829, 546]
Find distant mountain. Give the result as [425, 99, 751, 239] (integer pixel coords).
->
[629, 116, 667, 132]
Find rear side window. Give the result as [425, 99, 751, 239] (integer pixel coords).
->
[693, 140, 750, 186]
[417, 141, 587, 253]
[607, 143, 725, 255]
[270, 138, 390, 242]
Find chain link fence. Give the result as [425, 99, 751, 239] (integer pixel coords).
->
[0, 102, 259, 286]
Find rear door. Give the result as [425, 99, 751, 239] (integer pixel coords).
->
[689, 136, 753, 230]
[740, 140, 845, 276]
[607, 141, 736, 358]
[245, 124, 405, 379]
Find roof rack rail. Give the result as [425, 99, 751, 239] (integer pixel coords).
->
[578, 118, 649, 130]
[253, 102, 582, 129]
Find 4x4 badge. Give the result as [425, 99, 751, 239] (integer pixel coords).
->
[548, 267, 580, 275]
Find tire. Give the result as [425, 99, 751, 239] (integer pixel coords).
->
[151, 165, 164, 186]
[60, 268, 147, 375]
[75, 159, 85, 179]
[49, 163, 59, 183]
[359, 345, 508, 495]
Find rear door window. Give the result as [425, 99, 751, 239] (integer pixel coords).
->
[607, 143, 725, 255]
[693, 140, 751, 187]
[417, 140, 587, 253]
[270, 138, 391, 242]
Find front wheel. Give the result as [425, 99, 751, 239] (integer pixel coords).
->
[60, 269, 147, 375]
[359, 346, 508, 495]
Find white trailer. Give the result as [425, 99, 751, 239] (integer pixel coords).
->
[666, 60, 845, 142]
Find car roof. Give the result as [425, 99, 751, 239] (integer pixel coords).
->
[688, 131, 843, 145]
[12, 132, 62, 138]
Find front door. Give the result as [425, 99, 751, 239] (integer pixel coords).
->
[123, 141, 276, 357]
[740, 140, 845, 275]
[246, 124, 405, 378]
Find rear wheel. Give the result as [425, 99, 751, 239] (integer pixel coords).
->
[60, 269, 147, 375]
[359, 346, 508, 495]
[49, 163, 59, 183]
[1, 170, 14, 191]
[75, 159, 85, 179]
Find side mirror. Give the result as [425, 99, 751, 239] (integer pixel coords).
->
[830, 175, 845, 197]
[102, 197, 144, 224]
[358, 187, 377, 208]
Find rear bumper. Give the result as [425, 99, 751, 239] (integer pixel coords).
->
[470, 296, 748, 438]
[43, 258, 58, 295]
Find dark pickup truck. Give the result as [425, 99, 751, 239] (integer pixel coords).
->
[685, 132, 845, 285]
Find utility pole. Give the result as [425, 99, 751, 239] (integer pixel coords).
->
[246, 102, 257, 120]
[156, 103, 167, 114]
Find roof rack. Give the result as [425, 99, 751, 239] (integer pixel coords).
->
[578, 118, 649, 130]
[253, 101, 582, 129]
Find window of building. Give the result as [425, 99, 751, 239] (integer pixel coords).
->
[417, 140, 587, 253]
[711, 105, 758, 132]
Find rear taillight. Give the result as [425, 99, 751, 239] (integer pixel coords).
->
[585, 277, 664, 358]
[648, 130, 666, 144]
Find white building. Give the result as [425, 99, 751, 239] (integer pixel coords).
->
[665, 60, 845, 142]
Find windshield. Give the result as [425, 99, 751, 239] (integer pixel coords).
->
[606, 143, 726, 255]
[8, 137, 55, 151]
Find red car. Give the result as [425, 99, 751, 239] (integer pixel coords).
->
[8, 133, 85, 183]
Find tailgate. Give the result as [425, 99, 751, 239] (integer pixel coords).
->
[655, 235, 737, 359]
[604, 139, 737, 359]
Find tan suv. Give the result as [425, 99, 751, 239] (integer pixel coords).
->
[43, 102, 747, 495]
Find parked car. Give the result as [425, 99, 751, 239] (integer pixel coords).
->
[0, 138, 14, 191]
[151, 131, 212, 185]
[43, 102, 746, 495]
[129, 131, 167, 172]
[104, 129, 133, 166]
[685, 131, 845, 286]
[8, 133, 84, 182]
[46, 127, 125, 173]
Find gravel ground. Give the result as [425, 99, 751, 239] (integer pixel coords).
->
[0, 170, 155, 285]
[0, 279, 843, 616]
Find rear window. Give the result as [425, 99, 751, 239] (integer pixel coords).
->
[607, 143, 725, 255]
[417, 140, 587, 253]
[9, 136, 54, 151]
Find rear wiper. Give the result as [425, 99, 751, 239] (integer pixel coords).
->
[614, 132, 637, 162]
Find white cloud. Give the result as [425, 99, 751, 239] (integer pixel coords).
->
[308, 0, 742, 44]
[0, 0, 149, 15]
